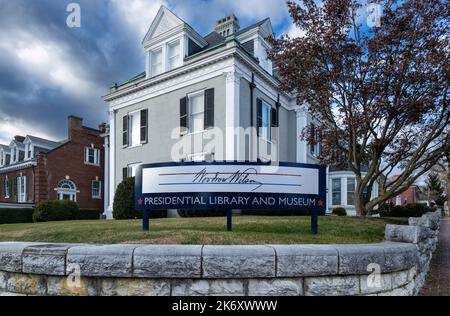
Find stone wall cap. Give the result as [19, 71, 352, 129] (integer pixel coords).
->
[203, 245, 275, 256]
[67, 244, 138, 256]
[270, 244, 338, 256]
[134, 245, 203, 256]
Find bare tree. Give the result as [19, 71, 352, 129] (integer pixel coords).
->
[268, 0, 449, 216]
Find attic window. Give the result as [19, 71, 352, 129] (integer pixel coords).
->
[151, 48, 163, 76]
[168, 40, 181, 70]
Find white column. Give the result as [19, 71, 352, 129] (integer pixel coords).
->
[224, 70, 241, 161]
[296, 105, 308, 163]
[342, 177, 348, 207]
[326, 166, 331, 213]
[108, 110, 116, 219]
[145, 51, 150, 79]
[102, 133, 112, 219]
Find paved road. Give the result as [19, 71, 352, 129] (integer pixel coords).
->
[420, 217, 450, 296]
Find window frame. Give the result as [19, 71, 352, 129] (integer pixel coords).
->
[187, 90, 206, 135]
[84, 147, 100, 166]
[92, 180, 102, 199]
[3, 177, 10, 199]
[150, 47, 163, 77]
[167, 40, 181, 71]
[260, 101, 272, 142]
[332, 178, 342, 206]
[347, 178, 356, 206]
[126, 110, 142, 148]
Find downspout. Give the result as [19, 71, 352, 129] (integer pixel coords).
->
[249, 73, 256, 161]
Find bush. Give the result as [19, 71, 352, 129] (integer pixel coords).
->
[74, 209, 102, 220]
[332, 208, 347, 217]
[113, 177, 141, 220]
[0, 208, 34, 224]
[177, 209, 228, 218]
[380, 203, 433, 218]
[241, 210, 326, 216]
[113, 177, 168, 220]
[33, 201, 79, 223]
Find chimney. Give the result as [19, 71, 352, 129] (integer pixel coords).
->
[68, 115, 83, 140]
[14, 135, 26, 143]
[215, 15, 240, 37]
[99, 123, 107, 134]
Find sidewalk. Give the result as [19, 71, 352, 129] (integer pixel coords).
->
[420, 217, 450, 296]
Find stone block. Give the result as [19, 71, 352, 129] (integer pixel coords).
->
[385, 225, 433, 244]
[360, 273, 392, 294]
[0, 271, 7, 290]
[133, 245, 202, 278]
[272, 245, 338, 277]
[66, 245, 137, 277]
[100, 278, 170, 296]
[23, 244, 73, 276]
[202, 246, 275, 278]
[248, 279, 303, 296]
[46, 276, 98, 296]
[391, 270, 409, 288]
[335, 244, 386, 275]
[0, 242, 42, 273]
[383, 243, 419, 271]
[304, 276, 360, 296]
[172, 279, 245, 296]
[6, 273, 46, 296]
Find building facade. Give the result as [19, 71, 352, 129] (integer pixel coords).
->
[102, 6, 379, 218]
[0, 116, 105, 211]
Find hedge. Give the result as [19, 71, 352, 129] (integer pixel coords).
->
[380, 203, 434, 218]
[177, 209, 228, 218]
[33, 201, 79, 223]
[0, 208, 34, 224]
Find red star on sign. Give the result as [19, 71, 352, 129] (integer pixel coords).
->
[138, 197, 143, 206]
[317, 200, 324, 207]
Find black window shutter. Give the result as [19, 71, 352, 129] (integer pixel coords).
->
[140, 109, 148, 144]
[271, 107, 278, 142]
[180, 97, 188, 135]
[123, 167, 128, 180]
[204, 89, 215, 129]
[122, 115, 128, 147]
[257, 99, 263, 137]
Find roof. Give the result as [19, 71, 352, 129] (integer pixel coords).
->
[26, 135, 62, 148]
[115, 17, 274, 89]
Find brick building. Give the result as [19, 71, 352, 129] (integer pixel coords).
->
[0, 116, 105, 210]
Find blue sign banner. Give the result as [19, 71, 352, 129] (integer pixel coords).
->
[135, 161, 327, 212]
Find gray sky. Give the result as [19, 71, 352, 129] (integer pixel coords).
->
[0, 0, 299, 144]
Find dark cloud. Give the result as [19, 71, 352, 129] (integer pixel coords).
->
[0, 0, 291, 144]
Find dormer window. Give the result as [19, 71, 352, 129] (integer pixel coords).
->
[0, 151, 4, 166]
[11, 147, 17, 164]
[150, 48, 163, 77]
[25, 143, 33, 160]
[168, 40, 181, 70]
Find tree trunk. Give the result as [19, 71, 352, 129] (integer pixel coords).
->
[354, 188, 366, 217]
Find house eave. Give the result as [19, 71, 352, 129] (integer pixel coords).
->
[0, 160, 37, 173]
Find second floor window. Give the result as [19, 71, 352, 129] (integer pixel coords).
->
[347, 178, 356, 206]
[188, 91, 205, 134]
[2, 177, 10, 198]
[84, 147, 100, 165]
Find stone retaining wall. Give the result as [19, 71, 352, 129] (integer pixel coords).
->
[0, 211, 442, 296]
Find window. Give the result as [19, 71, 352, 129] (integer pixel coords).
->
[151, 48, 163, 76]
[56, 179, 77, 202]
[128, 111, 141, 147]
[0, 151, 4, 166]
[332, 179, 341, 206]
[84, 147, 100, 165]
[2, 177, 10, 198]
[261, 102, 271, 141]
[92, 180, 101, 199]
[168, 40, 181, 70]
[347, 178, 356, 206]
[11, 147, 16, 163]
[17, 176, 27, 203]
[124, 163, 141, 179]
[188, 91, 205, 134]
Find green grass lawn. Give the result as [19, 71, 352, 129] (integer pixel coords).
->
[0, 216, 408, 245]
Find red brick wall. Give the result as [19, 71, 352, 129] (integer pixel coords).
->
[45, 126, 104, 210]
[0, 167, 34, 203]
